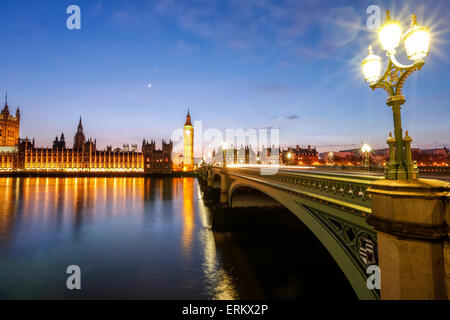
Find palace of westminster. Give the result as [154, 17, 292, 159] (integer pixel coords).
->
[0, 95, 196, 174]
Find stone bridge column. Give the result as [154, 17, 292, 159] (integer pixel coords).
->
[207, 170, 213, 188]
[220, 172, 228, 204]
[367, 179, 449, 299]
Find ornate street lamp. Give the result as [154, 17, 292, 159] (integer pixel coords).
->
[361, 144, 372, 167]
[362, 11, 430, 180]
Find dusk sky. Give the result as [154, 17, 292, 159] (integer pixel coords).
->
[1, 0, 449, 155]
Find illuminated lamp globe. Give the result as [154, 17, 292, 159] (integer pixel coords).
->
[404, 14, 430, 62]
[361, 144, 372, 153]
[379, 10, 402, 52]
[362, 45, 381, 84]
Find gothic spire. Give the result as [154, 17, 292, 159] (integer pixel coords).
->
[185, 108, 192, 126]
[2, 91, 9, 114]
[78, 116, 83, 132]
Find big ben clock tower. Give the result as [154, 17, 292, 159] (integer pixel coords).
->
[183, 109, 194, 169]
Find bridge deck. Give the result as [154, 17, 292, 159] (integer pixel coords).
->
[225, 165, 450, 182]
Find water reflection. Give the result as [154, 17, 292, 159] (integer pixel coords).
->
[0, 177, 247, 299]
[182, 178, 194, 257]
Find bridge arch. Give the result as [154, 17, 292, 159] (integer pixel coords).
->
[228, 179, 376, 300]
[211, 173, 222, 189]
[230, 185, 281, 208]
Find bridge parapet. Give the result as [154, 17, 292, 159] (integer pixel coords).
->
[224, 167, 381, 216]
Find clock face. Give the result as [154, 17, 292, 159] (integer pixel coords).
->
[185, 129, 191, 136]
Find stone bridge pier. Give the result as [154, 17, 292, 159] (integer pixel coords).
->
[201, 169, 228, 204]
[367, 179, 449, 299]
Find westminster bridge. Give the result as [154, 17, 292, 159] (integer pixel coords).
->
[197, 165, 450, 300]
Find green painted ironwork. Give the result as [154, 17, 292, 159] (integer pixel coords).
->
[302, 204, 379, 298]
[200, 166, 381, 299]
[229, 167, 380, 214]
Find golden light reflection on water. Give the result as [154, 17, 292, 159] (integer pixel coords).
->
[197, 186, 238, 300]
[0, 178, 147, 235]
[0, 177, 242, 299]
[181, 178, 194, 257]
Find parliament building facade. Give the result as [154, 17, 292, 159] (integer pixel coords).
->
[0, 96, 188, 174]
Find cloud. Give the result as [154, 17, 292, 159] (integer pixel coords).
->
[106, 0, 366, 63]
[152, 0, 323, 53]
[271, 114, 299, 121]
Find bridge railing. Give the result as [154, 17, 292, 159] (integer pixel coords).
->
[418, 166, 450, 175]
[218, 166, 383, 216]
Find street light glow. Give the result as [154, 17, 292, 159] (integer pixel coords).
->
[404, 14, 430, 62]
[361, 144, 372, 153]
[379, 10, 402, 52]
[362, 45, 382, 83]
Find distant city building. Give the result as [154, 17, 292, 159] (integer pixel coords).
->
[319, 146, 449, 166]
[231, 145, 257, 164]
[210, 145, 267, 165]
[421, 147, 448, 156]
[142, 139, 173, 174]
[1, 94, 446, 171]
[0, 93, 20, 149]
[0, 93, 20, 170]
[52, 133, 66, 150]
[281, 145, 318, 165]
[259, 145, 280, 164]
[18, 117, 143, 172]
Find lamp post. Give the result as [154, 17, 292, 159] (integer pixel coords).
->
[287, 151, 292, 165]
[362, 10, 430, 180]
[222, 142, 227, 167]
[361, 144, 372, 167]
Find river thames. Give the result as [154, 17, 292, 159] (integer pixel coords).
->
[0, 177, 355, 299]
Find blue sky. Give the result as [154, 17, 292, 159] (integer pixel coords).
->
[1, 0, 449, 153]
